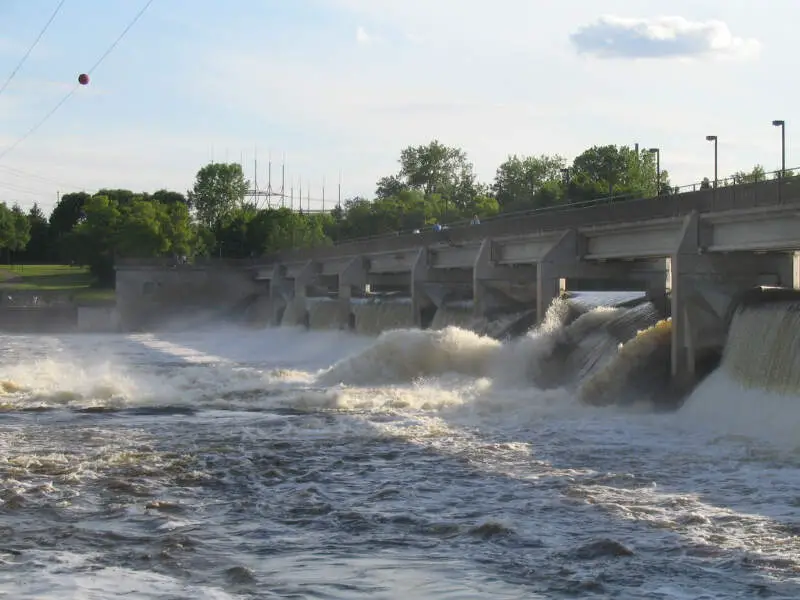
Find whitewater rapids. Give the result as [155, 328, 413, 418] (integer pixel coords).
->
[0, 320, 798, 599]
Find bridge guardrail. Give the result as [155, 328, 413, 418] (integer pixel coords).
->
[116, 168, 799, 269]
[268, 174, 797, 263]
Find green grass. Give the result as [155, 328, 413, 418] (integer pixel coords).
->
[0, 264, 115, 304]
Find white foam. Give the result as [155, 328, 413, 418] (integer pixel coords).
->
[317, 326, 500, 386]
[680, 370, 800, 448]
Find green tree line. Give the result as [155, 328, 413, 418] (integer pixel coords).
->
[5, 140, 781, 285]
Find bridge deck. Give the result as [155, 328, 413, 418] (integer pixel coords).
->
[266, 178, 795, 263]
[114, 178, 799, 271]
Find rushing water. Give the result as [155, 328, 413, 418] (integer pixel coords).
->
[0, 316, 799, 599]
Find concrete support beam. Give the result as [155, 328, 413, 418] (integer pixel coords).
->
[338, 257, 367, 329]
[473, 237, 537, 319]
[670, 212, 700, 387]
[339, 256, 368, 299]
[411, 248, 432, 328]
[287, 260, 320, 328]
[294, 260, 320, 299]
[536, 230, 577, 322]
[669, 211, 797, 387]
[268, 264, 293, 326]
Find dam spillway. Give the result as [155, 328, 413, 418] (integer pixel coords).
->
[115, 188, 800, 395]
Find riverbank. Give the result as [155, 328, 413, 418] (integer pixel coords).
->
[0, 264, 115, 305]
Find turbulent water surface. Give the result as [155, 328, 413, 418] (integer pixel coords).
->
[0, 318, 799, 599]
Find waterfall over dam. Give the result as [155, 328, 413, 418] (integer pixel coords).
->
[260, 284, 800, 414]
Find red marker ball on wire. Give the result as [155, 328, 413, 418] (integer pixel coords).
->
[78, 73, 89, 85]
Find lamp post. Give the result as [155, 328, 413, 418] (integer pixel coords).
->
[772, 119, 786, 176]
[647, 148, 660, 195]
[772, 120, 786, 202]
[705, 135, 718, 188]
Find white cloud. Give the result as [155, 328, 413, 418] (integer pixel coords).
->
[570, 15, 760, 60]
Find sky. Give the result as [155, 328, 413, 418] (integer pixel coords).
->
[0, 0, 797, 215]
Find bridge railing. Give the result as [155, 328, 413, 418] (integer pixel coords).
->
[264, 168, 799, 263]
[115, 167, 799, 269]
[115, 256, 265, 269]
[326, 166, 800, 247]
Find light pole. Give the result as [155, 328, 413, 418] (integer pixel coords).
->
[772, 120, 786, 176]
[706, 135, 718, 188]
[772, 120, 786, 202]
[647, 148, 660, 195]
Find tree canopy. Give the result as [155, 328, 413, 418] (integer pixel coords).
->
[1, 140, 778, 287]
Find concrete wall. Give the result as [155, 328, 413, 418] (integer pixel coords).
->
[77, 305, 120, 333]
[0, 306, 78, 333]
[115, 265, 261, 330]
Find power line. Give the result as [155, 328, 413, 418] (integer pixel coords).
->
[0, 163, 91, 192]
[0, 180, 48, 196]
[0, 0, 67, 99]
[0, 0, 156, 164]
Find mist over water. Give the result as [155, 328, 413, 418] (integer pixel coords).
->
[0, 298, 799, 599]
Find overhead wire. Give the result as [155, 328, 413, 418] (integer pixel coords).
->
[0, 0, 67, 99]
[0, 0, 156, 164]
[0, 163, 89, 191]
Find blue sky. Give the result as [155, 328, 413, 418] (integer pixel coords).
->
[0, 0, 797, 215]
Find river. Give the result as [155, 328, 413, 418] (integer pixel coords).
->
[0, 323, 798, 599]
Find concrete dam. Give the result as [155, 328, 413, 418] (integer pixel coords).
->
[115, 179, 800, 406]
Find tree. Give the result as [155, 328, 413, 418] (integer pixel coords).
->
[69, 195, 122, 283]
[116, 199, 170, 258]
[378, 140, 481, 214]
[96, 189, 136, 206]
[161, 201, 195, 255]
[9, 204, 30, 255]
[0, 205, 14, 255]
[188, 163, 249, 227]
[569, 145, 667, 200]
[49, 191, 90, 245]
[18, 203, 49, 262]
[572, 145, 630, 196]
[493, 154, 567, 211]
[731, 164, 766, 185]
[375, 175, 406, 200]
[152, 189, 188, 205]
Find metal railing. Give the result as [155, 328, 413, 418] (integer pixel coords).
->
[325, 166, 799, 246]
[115, 166, 799, 269]
[115, 256, 265, 268]
[265, 167, 800, 263]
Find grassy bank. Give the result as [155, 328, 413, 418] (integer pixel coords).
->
[0, 265, 115, 304]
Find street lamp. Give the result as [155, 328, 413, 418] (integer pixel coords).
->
[647, 148, 660, 195]
[705, 135, 718, 188]
[772, 120, 786, 177]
